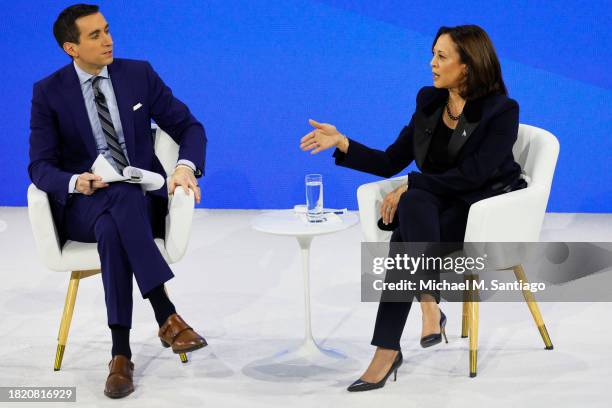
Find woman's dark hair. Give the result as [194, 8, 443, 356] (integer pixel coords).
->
[433, 25, 507, 99]
[53, 4, 100, 49]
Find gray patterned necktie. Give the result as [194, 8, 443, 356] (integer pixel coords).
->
[91, 76, 129, 171]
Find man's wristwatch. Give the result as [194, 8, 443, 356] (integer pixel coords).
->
[174, 164, 202, 178]
[175, 163, 203, 178]
[175, 164, 197, 174]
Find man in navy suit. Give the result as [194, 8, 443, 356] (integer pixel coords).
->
[29, 4, 207, 398]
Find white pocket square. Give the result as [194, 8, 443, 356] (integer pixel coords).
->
[132, 103, 142, 111]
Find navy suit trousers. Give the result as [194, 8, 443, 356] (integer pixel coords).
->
[371, 188, 470, 350]
[63, 183, 174, 328]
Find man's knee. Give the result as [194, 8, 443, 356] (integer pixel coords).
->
[94, 213, 120, 242]
[106, 182, 145, 206]
[107, 182, 141, 195]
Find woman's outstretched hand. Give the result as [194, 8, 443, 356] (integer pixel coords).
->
[300, 119, 349, 154]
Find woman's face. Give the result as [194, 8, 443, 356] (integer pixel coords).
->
[430, 34, 467, 91]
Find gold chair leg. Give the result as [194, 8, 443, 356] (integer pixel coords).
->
[54, 270, 100, 371]
[461, 275, 469, 338]
[461, 301, 469, 338]
[54, 271, 81, 371]
[164, 285, 190, 364]
[468, 274, 480, 378]
[513, 265, 554, 350]
[179, 353, 188, 363]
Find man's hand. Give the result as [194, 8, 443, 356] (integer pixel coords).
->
[381, 184, 408, 225]
[75, 172, 108, 195]
[300, 119, 349, 154]
[169, 165, 201, 204]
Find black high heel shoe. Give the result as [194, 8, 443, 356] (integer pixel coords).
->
[420, 310, 448, 348]
[347, 351, 403, 392]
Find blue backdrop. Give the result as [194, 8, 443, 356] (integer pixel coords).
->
[1, 0, 610, 212]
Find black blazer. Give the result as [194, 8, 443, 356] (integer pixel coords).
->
[333, 86, 524, 205]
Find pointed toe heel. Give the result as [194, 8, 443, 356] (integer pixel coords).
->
[420, 310, 448, 348]
[347, 351, 403, 392]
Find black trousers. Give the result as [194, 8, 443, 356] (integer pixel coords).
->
[371, 188, 471, 350]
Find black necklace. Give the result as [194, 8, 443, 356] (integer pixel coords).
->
[446, 101, 462, 121]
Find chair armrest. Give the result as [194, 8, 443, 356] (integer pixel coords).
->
[27, 184, 63, 271]
[357, 176, 408, 242]
[164, 186, 195, 263]
[464, 185, 549, 242]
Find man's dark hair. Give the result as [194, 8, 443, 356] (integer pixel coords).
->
[433, 25, 508, 100]
[53, 4, 100, 49]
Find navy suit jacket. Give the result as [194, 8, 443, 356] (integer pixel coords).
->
[333, 86, 523, 205]
[28, 58, 206, 239]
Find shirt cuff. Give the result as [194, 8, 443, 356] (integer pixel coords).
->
[69, 174, 80, 194]
[176, 159, 196, 172]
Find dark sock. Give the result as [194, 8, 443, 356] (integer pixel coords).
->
[146, 284, 177, 327]
[110, 325, 131, 359]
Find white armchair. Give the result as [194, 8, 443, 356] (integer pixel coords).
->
[27, 126, 196, 370]
[357, 124, 560, 377]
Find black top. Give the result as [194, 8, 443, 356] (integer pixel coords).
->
[423, 116, 455, 174]
[333, 86, 523, 205]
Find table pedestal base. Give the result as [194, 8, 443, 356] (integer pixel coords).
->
[273, 338, 346, 365]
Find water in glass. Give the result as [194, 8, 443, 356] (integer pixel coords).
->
[305, 174, 323, 222]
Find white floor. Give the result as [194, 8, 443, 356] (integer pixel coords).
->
[0, 208, 611, 407]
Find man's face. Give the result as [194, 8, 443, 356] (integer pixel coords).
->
[65, 12, 113, 72]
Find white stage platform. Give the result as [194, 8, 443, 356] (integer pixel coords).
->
[0, 208, 611, 407]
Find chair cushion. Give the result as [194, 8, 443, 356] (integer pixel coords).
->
[50, 238, 169, 272]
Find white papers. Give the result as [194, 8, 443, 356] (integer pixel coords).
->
[91, 154, 164, 191]
[321, 212, 342, 224]
[293, 205, 348, 215]
[297, 211, 343, 225]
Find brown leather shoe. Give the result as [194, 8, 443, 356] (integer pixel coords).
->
[159, 314, 207, 354]
[104, 355, 134, 399]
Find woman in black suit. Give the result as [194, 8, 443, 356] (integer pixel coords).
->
[300, 25, 526, 391]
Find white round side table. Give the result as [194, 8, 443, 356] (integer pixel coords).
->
[251, 210, 359, 363]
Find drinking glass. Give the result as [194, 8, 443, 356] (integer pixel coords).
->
[305, 174, 323, 222]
